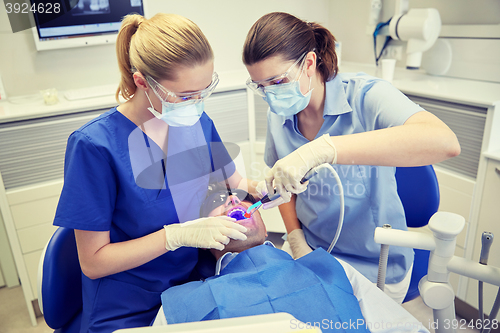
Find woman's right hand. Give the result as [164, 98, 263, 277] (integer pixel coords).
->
[163, 216, 248, 251]
[255, 180, 292, 209]
[265, 134, 337, 196]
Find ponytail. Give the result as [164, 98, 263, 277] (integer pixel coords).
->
[243, 12, 338, 83]
[309, 22, 338, 82]
[115, 13, 213, 102]
[115, 14, 144, 102]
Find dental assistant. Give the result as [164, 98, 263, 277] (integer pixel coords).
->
[53, 13, 254, 333]
[243, 12, 460, 303]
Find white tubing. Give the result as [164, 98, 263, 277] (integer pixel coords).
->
[322, 164, 344, 253]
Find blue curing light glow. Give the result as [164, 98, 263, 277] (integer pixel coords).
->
[229, 210, 247, 220]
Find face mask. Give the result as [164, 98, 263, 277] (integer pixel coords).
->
[145, 91, 204, 127]
[263, 76, 313, 117]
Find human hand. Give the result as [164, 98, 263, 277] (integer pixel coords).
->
[164, 216, 247, 251]
[265, 134, 337, 196]
[287, 229, 313, 259]
[255, 180, 291, 209]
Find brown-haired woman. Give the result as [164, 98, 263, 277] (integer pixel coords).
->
[243, 12, 460, 303]
[53, 13, 255, 332]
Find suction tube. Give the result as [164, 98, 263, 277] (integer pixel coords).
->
[324, 164, 345, 253]
[280, 163, 345, 253]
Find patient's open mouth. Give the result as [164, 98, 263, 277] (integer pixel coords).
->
[227, 206, 248, 221]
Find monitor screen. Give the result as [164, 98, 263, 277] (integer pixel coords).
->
[30, 0, 144, 51]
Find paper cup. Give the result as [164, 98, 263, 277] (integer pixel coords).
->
[381, 59, 396, 83]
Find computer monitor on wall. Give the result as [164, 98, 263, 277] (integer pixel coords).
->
[30, 0, 145, 51]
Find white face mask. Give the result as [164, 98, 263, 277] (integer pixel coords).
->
[263, 76, 313, 117]
[145, 91, 204, 127]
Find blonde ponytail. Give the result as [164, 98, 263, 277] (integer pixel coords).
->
[115, 13, 213, 102]
[116, 14, 144, 102]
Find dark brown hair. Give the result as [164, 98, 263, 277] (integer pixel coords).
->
[243, 12, 338, 82]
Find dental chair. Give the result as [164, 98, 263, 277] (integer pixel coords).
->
[38, 227, 83, 333]
[394, 165, 440, 303]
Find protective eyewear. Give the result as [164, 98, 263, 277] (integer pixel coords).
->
[146, 72, 219, 105]
[246, 52, 307, 97]
[200, 188, 256, 217]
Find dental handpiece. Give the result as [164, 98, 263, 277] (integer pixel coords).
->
[244, 167, 319, 218]
[478, 232, 494, 333]
[479, 232, 494, 265]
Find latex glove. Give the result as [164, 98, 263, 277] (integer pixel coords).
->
[255, 180, 291, 209]
[266, 134, 337, 195]
[287, 229, 313, 259]
[164, 216, 247, 251]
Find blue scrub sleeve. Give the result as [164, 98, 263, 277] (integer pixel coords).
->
[54, 131, 116, 231]
[360, 80, 424, 131]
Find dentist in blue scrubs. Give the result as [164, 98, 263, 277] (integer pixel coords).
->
[243, 12, 460, 303]
[53, 13, 257, 333]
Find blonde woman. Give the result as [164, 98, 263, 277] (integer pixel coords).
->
[53, 13, 253, 332]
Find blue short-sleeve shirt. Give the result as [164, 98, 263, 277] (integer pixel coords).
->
[54, 107, 234, 332]
[265, 73, 424, 284]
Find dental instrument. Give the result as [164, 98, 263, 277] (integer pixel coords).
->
[243, 167, 319, 219]
[479, 231, 500, 333]
[479, 232, 493, 333]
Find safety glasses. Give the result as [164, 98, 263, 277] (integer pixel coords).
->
[146, 72, 219, 105]
[200, 188, 256, 217]
[246, 52, 307, 97]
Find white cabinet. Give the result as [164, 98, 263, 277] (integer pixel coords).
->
[0, 109, 104, 325]
[465, 156, 500, 317]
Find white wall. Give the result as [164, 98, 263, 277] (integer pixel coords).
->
[0, 0, 330, 98]
[328, 0, 500, 67]
[2, 0, 498, 98]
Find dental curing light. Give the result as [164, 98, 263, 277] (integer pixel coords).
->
[244, 167, 320, 218]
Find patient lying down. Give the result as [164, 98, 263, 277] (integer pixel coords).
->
[153, 186, 429, 333]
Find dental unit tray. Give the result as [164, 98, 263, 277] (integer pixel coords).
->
[375, 213, 500, 333]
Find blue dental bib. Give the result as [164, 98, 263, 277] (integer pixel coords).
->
[161, 245, 368, 332]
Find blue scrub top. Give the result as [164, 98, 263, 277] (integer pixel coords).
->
[53, 107, 234, 333]
[265, 73, 423, 284]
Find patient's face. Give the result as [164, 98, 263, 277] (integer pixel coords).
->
[208, 194, 267, 253]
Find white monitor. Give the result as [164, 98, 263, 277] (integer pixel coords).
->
[30, 0, 144, 51]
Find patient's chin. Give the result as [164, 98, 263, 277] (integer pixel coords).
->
[225, 235, 266, 253]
